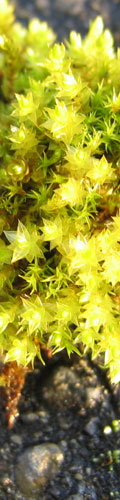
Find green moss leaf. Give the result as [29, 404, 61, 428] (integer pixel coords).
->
[0, 3, 120, 384]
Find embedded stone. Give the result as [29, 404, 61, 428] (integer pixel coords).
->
[16, 443, 64, 497]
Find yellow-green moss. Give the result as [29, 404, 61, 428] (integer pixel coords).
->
[0, 1, 120, 383]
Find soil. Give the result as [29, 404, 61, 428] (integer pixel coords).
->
[0, 1, 120, 499]
[12, 0, 120, 46]
[0, 354, 120, 500]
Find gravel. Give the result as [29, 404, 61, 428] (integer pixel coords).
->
[0, 356, 120, 499]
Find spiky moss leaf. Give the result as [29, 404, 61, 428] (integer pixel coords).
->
[43, 100, 85, 145]
[0, 239, 12, 264]
[20, 295, 49, 334]
[0, 300, 18, 334]
[0, 0, 14, 33]
[9, 124, 39, 154]
[12, 92, 38, 122]
[5, 221, 44, 263]
[4, 337, 43, 366]
[41, 216, 63, 249]
[66, 17, 114, 89]
[43, 43, 66, 73]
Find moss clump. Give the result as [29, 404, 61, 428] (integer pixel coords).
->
[0, 0, 120, 384]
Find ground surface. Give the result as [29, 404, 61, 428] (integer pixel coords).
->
[12, 0, 120, 45]
[0, 1, 120, 499]
[0, 354, 120, 500]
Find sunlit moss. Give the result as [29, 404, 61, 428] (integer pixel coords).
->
[0, 1, 120, 383]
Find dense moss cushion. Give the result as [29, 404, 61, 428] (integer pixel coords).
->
[0, 0, 120, 383]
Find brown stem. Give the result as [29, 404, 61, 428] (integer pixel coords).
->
[0, 361, 29, 428]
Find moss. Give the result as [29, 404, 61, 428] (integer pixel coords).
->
[0, 1, 120, 384]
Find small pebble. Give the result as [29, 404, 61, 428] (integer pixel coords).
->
[84, 417, 99, 436]
[75, 472, 83, 480]
[85, 467, 92, 476]
[85, 387, 101, 407]
[36, 0, 49, 9]
[16, 443, 64, 497]
[42, 366, 82, 409]
[54, 0, 84, 15]
[59, 440, 68, 451]
[10, 434, 22, 446]
[77, 482, 86, 494]
[37, 410, 49, 424]
[21, 412, 39, 423]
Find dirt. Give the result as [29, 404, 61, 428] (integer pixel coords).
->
[12, 0, 120, 45]
[0, 354, 120, 500]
